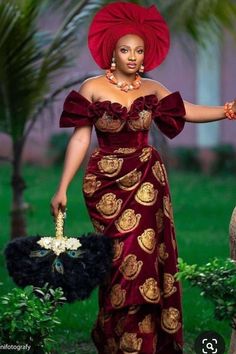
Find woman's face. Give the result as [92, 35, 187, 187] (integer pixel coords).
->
[113, 34, 145, 74]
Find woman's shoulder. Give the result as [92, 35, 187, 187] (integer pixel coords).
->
[78, 75, 105, 102]
[142, 78, 171, 99]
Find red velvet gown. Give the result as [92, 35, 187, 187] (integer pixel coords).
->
[60, 90, 186, 354]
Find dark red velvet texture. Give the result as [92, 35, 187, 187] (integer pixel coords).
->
[87, 2, 170, 72]
[59, 90, 186, 140]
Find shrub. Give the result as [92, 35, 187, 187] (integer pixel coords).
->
[176, 257, 236, 329]
[0, 283, 66, 354]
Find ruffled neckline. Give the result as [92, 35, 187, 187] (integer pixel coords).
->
[76, 92, 160, 120]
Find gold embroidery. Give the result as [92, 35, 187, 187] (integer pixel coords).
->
[110, 284, 126, 308]
[138, 314, 155, 333]
[114, 147, 137, 154]
[162, 163, 169, 183]
[139, 147, 152, 162]
[116, 168, 142, 191]
[163, 196, 174, 224]
[96, 193, 123, 219]
[95, 112, 125, 132]
[115, 209, 141, 233]
[120, 332, 143, 353]
[163, 273, 177, 298]
[161, 307, 181, 334]
[152, 161, 166, 185]
[135, 182, 158, 206]
[91, 148, 100, 157]
[128, 305, 140, 314]
[91, 218, 105, 233]
[155, 209, 164, 234]
[83, 173, 101, 197]
[98, 155, 123, 177]
[115, 316, 126, 336]
[158, 243, 169, 264]
[139, 278, 161, 303]
[104, 338, 118, 354]
[113, 240, 124, 261]
[127, 110, 152, 131]
[137, 228, 156, 254]
[119, 254, 143, 280]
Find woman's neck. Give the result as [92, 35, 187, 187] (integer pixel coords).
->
[112, 70, 137, 84]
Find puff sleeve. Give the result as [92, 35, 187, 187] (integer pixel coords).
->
[153, 91, 186, 139]
[59, 90, 93, 128]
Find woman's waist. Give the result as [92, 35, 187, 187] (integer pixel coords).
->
[96, 130, 149, 151]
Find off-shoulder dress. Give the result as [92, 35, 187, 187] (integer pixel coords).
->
[60, 90, 186, 354]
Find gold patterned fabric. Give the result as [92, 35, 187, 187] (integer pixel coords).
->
[83, 145, 183, 353]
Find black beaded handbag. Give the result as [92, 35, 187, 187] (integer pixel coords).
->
[4, 209, 113, 303]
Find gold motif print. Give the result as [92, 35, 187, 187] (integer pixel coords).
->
[163, 195, 174, 224]
[83, 174, 101, 197]
[162, 163, 169, 183]
[138, 314, 155, 334]
[139, 147, 152, 162]
[152, 161, 166, 186]
[139, 278, 161, 303]
[163, 273, 177, 298]
[110, 284, 126, 308]
[155, 209, 164, 234]
[114, 147, 137, 154]
[128, 305, 140, 315]
[120, 332, 143, 353]
[135, 182, 158, 206]
[115, 209, 141, 233]
[98, 155, 123, 177]
[104, 338, 118, 354]
[161, 307, 181, 334]
[113, 240, 124, 262]
[115, 316, 126, 336]
[96, 193, 123, 219]
[158, 243, 169, 264]
[137, 228, 156, 254]
[91, 148, 100, 157]
[119, 254, 143, 280]
[91, 218, 105, 233]
[116, 168, 141, 191]
[128, 110, 152, 131]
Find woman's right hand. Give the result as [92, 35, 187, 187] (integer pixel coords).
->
[50, 191, 67, 220]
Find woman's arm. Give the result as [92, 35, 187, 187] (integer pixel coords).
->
[153, 80, 236, 123]
[50, 125, 92, 217]
[183, 101, 225, 123]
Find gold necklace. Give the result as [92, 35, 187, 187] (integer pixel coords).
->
[105, 69, 142, 92]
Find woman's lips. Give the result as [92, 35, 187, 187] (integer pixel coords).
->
[127, 63, 137, 68]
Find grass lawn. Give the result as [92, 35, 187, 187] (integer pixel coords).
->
[0, 163, 235, 353]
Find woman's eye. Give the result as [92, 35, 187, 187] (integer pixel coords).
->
[120, 48, 128, 53]
[137, 49, 144, 54]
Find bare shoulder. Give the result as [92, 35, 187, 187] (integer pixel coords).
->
[78, 75, 104, 102]
[142, 78, 171, 100]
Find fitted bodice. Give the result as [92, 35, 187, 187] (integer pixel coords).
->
[59, 90, 186, 149]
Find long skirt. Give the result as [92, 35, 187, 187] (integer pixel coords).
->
[82, 144, 183, 354]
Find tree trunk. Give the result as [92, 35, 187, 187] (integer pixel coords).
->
[10, 140, 27, 239]
[229, 207, 236, 354]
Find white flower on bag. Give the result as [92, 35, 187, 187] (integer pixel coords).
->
[37, 236, 82, 256]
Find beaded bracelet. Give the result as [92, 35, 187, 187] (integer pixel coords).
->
[224, 101, 236, 120]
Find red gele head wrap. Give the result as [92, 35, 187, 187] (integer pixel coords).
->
[88, 1, 170, 72]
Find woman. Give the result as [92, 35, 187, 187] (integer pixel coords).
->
[50, 2, 236, 353]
